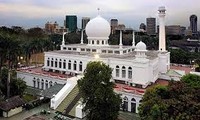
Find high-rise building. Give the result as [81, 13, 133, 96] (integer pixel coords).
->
[139, 23, 146, 32]
[190, 15, 198, 34]
[65, 15, 77, 32]
[110, 19, 118, 34]
[146, 17, 156, 35]
[45, 21, 59, 34]
[82, 17, 90, 29]
[166, 25, 181, 35]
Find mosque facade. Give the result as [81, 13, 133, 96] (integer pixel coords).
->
[17, 7, 169, 116]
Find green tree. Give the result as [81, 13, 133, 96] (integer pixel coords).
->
[10, 77, 27, 96]
[0, 68, 27, 98]
[138, 85, 169, 120]
[139, 74, 200, 120]
[78, 61, 121, 120]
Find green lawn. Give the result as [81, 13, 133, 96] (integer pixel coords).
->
[22, 94, 37, 102]
[118, 111, 141, 120]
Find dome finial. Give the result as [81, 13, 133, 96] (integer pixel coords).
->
[97, 8, 100, 15]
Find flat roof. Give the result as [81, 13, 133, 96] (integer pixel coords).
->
[47, 49, 161, 60]
[17, 67, 74, 80]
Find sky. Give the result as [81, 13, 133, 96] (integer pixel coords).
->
[0, 0, 200, 30]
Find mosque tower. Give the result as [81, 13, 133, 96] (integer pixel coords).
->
[158, 6, 166, 51]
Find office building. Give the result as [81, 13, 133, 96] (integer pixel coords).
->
[65, 15, 77, 32]
[139, 23, 146, 32]
[146, 17, 156, 35]
[45, 21, 59, 34]
[190, 15, 197, 34]
[82, 17, 90, 29]
[110, 19, 118, 34]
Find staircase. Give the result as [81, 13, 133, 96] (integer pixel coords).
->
[64, 92, 81, 115]
[56, 85, 79, 113]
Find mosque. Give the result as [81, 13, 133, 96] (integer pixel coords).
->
[17, 6, 177, 118]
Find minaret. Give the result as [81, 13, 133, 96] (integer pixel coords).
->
[119, 30, 123, 47]
[158, 6, 166, 51]
[80, 29, 84, 44]
[132, 30, 135, 46]
[62, 32, 67, 45]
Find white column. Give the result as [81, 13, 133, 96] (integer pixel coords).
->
[158, 6, 166, 51]
[80, 29, 84, 44]
[62, 32, 66, 45]
[119, 30, 123, 47]
[132, 31, 135, 46]
[136, 101, 140, 113]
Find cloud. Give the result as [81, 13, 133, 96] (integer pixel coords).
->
[0, 0, 200, 29]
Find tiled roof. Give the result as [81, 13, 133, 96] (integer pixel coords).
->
[0, 96, 25, 111]
[41, 84, 64, 98]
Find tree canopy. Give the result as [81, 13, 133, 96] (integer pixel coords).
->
[78, 61, 121, 120]
[139, 74, 200, 120]
[0, 67, 27, 99]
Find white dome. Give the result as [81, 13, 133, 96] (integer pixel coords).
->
[136, 41, 147, 50]
[85, 15, 110, 39]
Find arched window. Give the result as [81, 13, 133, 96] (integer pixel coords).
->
[51, 58, 53, 67]
[49, 81, 53, 87]
[131, 98, 136, 113]
[63, 60, 66, 69]
[122, 66, 126, 78]
[59, 59, 62, 68]
[47, 58, 50, 66]
[55, 59, 58, 67]
[74, 61, 77, 70]
[79, 61, 83, 71]
[92, 40, 94, 44]
[33, 77, 36, 88]
[116, 66, 120, 77]
[45, 80, 48, 89]
[102, 40, 104, 45]
[128, 67, 132, 79]
[41, 79, 44, 90]
[122, 96, 128, 111]
[37, 78, 40, 89]
[68, 60, 71, 70]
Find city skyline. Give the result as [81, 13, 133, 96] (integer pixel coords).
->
[0, 0, 200, 30]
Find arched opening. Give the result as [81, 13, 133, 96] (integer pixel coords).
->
[131, 98, 136, 113]
[128, 67, 132, 79]
[49, 81, 53, 87]
[63, 60, 66, 69]
[122, 96, 128, 111]
[55, 59, 58, 67]
[79, 61, 82, 71]
[41, 79, 44, 90]
[68, 60, 71, 70]
[116, 66, 120, 77]
[102, 40, 104, 45]
[74, 61, 77, 70]
[45, 80, 48, 89]
[33, 78, 36, 88]
[51, 58, 54, 67]
[59, 59, 62, 68]
[47, 58, 50, 66]
[97, 40, 99, 45]
[37, 78, 40, 89]
[122, 66, 126, 78]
